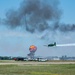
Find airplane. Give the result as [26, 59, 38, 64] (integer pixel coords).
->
[44, 42, 56, 47]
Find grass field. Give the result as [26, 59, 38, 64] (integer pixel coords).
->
[0, 64, 75, 75]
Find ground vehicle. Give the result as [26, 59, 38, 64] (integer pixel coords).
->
[14, 57, 24, 61]
[37, 58, 48, 62]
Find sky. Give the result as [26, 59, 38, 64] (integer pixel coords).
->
[0, 0, 75, 57]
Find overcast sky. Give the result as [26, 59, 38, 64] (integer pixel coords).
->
[0, 0, 75, 57]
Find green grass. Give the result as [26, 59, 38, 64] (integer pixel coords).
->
[0, 64, 75, 75]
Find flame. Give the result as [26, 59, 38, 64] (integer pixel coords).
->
[29, 45, 37, 51]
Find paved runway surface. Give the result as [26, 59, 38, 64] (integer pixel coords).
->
[0, 61, 75, 65]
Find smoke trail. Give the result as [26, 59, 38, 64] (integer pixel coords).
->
[57, 43, 75, 47]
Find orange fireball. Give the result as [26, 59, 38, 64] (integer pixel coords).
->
[29, 45, 37, 51]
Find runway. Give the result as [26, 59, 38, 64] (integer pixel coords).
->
[0, 61, 75, 65]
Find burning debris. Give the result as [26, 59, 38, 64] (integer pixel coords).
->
[28, 45, 37, 59]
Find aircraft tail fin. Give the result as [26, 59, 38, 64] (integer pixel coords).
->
[54, 42, 56, 46]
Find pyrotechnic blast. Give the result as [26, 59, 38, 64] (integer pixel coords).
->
[28, 45, 37, 59]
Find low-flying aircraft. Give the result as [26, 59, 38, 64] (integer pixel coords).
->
[44, 42, 56, 47]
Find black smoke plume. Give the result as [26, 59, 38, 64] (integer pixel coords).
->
[3, 0, 75, 33]
[27, 51, 35, 59]
[4, 0, 61, 32]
